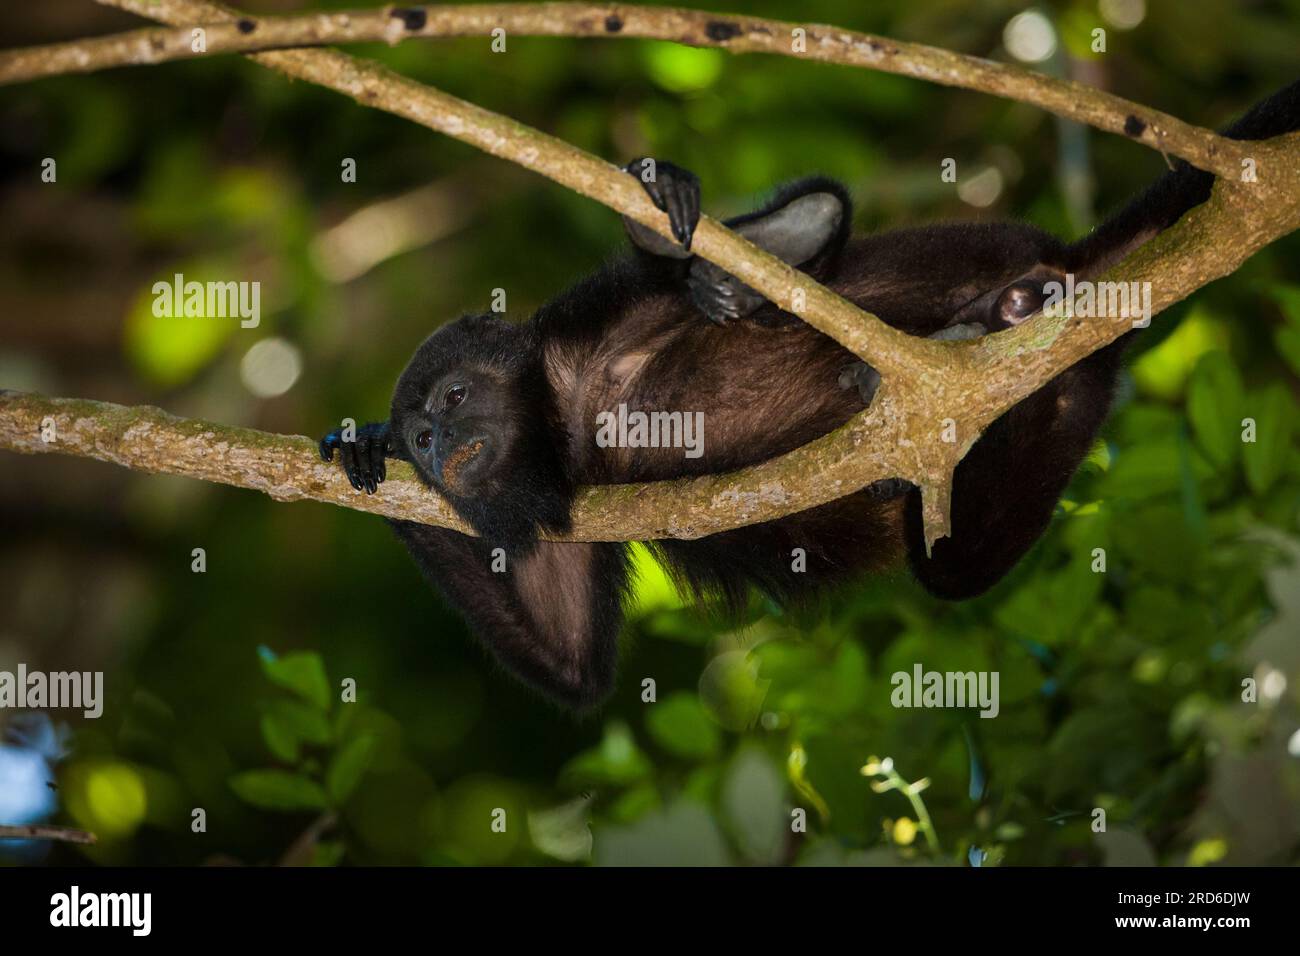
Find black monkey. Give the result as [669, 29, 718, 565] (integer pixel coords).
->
[321, 83, 1300, 709]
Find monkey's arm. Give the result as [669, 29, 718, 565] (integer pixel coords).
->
[319, 421, 404, 493]
[388, 522, 629, 709]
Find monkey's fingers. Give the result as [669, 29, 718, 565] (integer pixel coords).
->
[369, 434, 388, 486]
[682, 183, 700, 250]
[319, 432, 340, 462]
[624, 158, 700, 249]
[623, 158, 667, 210]
[340, 440, 365, 492]
[355, 432, 378, 493]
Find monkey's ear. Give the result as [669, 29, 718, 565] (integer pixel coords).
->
[729, 176, 852, 268]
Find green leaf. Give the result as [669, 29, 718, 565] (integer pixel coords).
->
[645, 693, 721, 760]
[312, 842, 346, 867]
[527, 796, 593, 863]
[559, 722, 653, 788]
[264, 698, 332, 750]
[258, 648, 331, 711]
[721, 746, 786, 865]
[1242, 384, 1297, 496]
[1276, 325, 1300, 377]
[1185, 351, 1245, 470]
[1096, 440, 1211, 501]
[229, 770, 327, 811]
[697, 650, 769, 732]
[1266, 281, 1300, 327]
[326, 734, 376, 804]
[259, 714, 299, 763]
[593, 798, 731, 866]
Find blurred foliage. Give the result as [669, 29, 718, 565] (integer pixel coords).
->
[1, 0, 1298, 867]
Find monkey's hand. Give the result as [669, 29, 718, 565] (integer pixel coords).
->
[622, 157, 701, 254]
[319, 421, 400, 494]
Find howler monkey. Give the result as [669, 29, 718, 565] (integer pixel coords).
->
[321, 82, 1300, 709]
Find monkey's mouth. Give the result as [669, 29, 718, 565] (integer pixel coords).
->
[437, 439, 488, 492]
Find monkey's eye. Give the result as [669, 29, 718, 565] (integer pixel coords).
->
[444, 384, 468, 409]
[415, 430, 433, 450]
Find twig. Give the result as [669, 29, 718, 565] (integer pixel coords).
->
[0, 823, 98, 845]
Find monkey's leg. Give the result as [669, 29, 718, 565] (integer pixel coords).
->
[319, 420, 403, 493]
[687, 177, 851, 326]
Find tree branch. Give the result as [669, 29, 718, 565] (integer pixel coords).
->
[2, 3, 1247, 178]
[6, 135, 1299, 546]
[0, 823, 98, 845]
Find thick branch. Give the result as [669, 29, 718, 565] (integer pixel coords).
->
[0, 389, 908, 541]
[6, 3, 1247, 177]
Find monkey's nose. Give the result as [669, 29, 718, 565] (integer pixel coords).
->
[433, 424, 491, 490]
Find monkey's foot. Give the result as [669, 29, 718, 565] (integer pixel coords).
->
[319, 421, 393, 494]
[838, 361, 881, 407]
[686, 260, 765, 326]
[624, 157, 701, 249]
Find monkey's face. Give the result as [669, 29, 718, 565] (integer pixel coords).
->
[403, 368, 518, 495]
[392, 314, 574, 548]
[391, 315, 539, 501]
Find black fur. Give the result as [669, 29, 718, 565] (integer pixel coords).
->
[321, 82, 1300, 708]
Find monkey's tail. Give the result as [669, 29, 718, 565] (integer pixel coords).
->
[1067, 78, 1300, 273]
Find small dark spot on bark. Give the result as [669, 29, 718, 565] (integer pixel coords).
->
[604, 15, 623, 33]
[1124, 114, 1147, 137]
[705, 20, 742, 42]
[390, 7, 428, 31]
[236, 18, 256, 34]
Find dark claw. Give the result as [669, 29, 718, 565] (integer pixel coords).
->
[625, 157, 700, 252]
